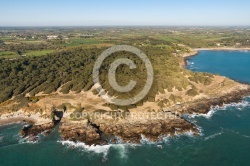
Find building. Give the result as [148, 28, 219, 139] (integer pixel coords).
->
[47, 35, 58, 40]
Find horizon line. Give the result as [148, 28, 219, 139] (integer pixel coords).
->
[1, 25, 250, 28]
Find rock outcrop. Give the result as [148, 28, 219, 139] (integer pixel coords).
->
[180, 88, 250, 114]
[58, 118, 197, 145]
[19, 88, 250, 145]
[20, 108, 64, 141]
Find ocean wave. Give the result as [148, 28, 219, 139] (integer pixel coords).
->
[58, 140, 138, 161]
[174, 130, 197, 138]
[189, 109, 216, 119]
[183, 130, 196, 137]
[188, 99, 250, 119]
[221, 100, 250, 110]
[240, 134, 250, 138]
[58, 131, 202, 160]
[197, 126, 204, 136]
[140, 131, 197, 145]
[112, 144, 128, 159]
[140, 134, 156, 144]
[59, 140, 111, 153]
[224, 129, 250, 139]
[0, 136, 3, 142]
[19, 136, 38, 144]
[186, 60, 195, 65]
[204, 132, 223, 141]
[60, 134, 182, 160]
[160, 130, 200, 144]
[161, 134, 171, 143]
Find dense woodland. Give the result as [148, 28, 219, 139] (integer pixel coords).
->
[0, 45, 213, 110]
[2, 27, 247, 109]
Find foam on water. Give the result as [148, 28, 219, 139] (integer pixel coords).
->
[182, 98, 250, 139]
[189, 99, 250, 119]
[140, 134, 156, 144]
[58, 140, 138, 160]
[19, 136, 38, 144]
[59, 140, 111, 154]
[112, 144, 128, 159]
[186, 60, 194, 65]
[204, 132, 223, 141]
[223, 128, 250, 139]
[140, 133, 195, 145]
[189, 108, 216, 119]
[174, 130, 197, 139]
[161, 134, 171, 143]
[221, 100, 250, 110]
[183, 130, 196, 137]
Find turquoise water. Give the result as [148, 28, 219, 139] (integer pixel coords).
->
[1, 51, 250, 166]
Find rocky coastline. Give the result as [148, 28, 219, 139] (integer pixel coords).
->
[58, 118, 197, 145]
[11, 86, 249, 145]
[194, 47, 250, 51]
[1, 48, 250, 145]
[178, 88, 250, 114]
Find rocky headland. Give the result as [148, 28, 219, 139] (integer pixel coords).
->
[0, 48, 250, 145]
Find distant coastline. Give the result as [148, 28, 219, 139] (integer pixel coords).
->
[182, 47, 250, 60]
[194, 47, 250, 51]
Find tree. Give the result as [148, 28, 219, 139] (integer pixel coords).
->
[0, 40, 4, 45]
[17, 50, 22, 56]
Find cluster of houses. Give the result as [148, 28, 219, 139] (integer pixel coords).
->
[46, 35, 58, 40]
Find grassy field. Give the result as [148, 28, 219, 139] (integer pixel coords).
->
[60, 38, 102, 47]
[0, 51, 18, 58]
[0, 27, 249, 60]
[25, 50, 54, 56]
[0, 50, 55, 58]
[21, 40, 46, 44]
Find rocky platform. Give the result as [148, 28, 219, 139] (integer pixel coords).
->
[19, 87, 250, 145]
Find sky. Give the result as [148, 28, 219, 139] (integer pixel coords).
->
[0, 0, 250, 26]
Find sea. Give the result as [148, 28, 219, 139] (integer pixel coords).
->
[1, 50, 250, 166]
